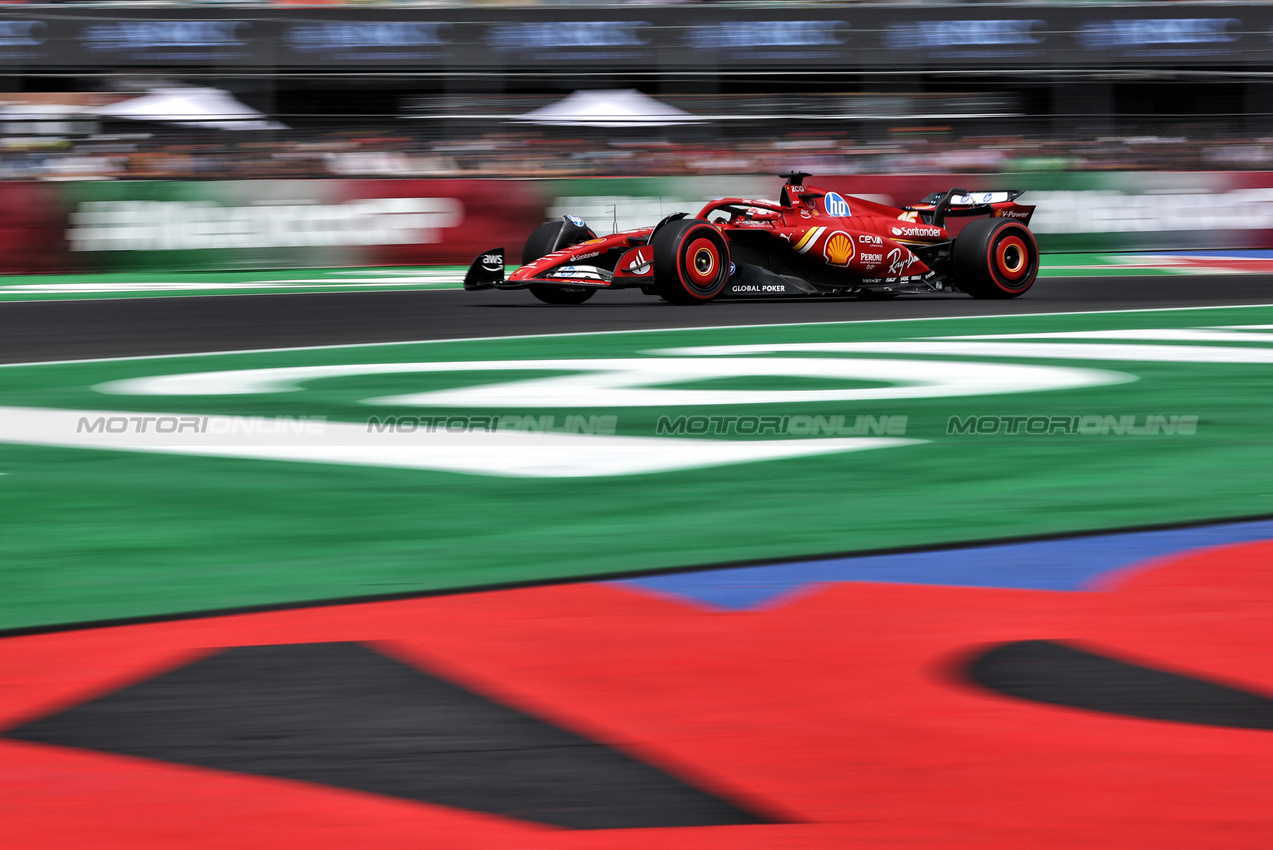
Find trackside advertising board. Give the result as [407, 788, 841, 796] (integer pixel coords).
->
[3, 173, 1273, 274]
[57, 179, 544, 273]
[5, 5, 1273, 71]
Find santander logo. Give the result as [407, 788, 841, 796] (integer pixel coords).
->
[891, 225, 942, 239]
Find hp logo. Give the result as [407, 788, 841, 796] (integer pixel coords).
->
[824, 192, 851, 217]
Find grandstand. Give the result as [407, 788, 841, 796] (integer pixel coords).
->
[0, 3, 1268, 178]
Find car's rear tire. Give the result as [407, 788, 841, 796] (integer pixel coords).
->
[522, 217, 598, 305]
[651, 219, 731, 304]
[528, 284, 595, 305]
[952, 218, 1039, 299]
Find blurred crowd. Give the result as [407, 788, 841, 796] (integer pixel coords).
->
[4, 129, 1273, 181]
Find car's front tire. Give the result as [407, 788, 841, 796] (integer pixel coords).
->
[522, 218, 598, 305]
[651, 219, 731, 304]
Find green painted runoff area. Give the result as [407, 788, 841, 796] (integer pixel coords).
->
[1, 305, 1271, 630]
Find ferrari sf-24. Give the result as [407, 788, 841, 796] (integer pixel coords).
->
[464, 172, 1039, 304]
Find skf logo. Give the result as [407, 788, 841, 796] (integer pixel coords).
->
[823, 231, 855, 267]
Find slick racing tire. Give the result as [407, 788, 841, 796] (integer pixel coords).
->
[522, 219, 596, 305]
[651, 219, 731, 304]
[952, 218, 1039, 299]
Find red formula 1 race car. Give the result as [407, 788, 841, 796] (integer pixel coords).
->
[464, 172, 1039, 304]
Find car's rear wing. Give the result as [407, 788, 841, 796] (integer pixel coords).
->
[918, 190, 1026, 207]
[907, 188, 1035, 227]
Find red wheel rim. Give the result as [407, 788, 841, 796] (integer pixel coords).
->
[684, 237, 720, 287]
[995, 235, 1029, 281]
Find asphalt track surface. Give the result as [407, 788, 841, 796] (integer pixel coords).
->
[1, 273, 1271, 363]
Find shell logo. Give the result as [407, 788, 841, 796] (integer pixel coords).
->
[823, 231, 855, 267]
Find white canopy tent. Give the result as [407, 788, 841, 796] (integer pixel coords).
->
[96, 87, 288, 131]
[515, 89, 702, 128]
